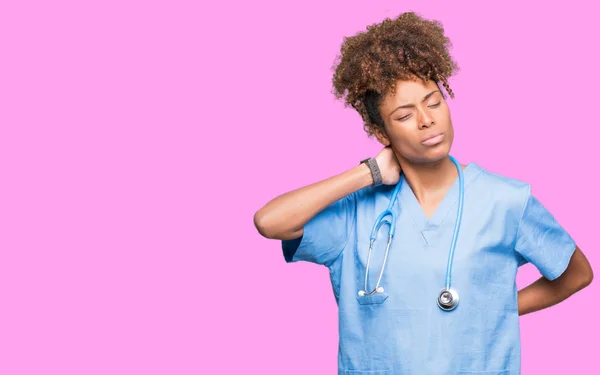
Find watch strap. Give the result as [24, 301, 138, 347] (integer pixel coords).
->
[360, 157, 382, 186]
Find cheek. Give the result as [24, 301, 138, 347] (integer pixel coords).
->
[438, 106, 452, 124]
[385, 123, 412, 143]
[387, 123, 421, 150]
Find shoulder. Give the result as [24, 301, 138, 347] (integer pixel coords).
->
[469, 161, 530, 190]
[468, 161, 531, 212]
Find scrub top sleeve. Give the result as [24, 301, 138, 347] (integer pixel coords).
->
[281, 192, 357, 267]
[514, 187, 577, 281]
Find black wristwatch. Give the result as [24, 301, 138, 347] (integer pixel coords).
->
[360, 157, 382, 186]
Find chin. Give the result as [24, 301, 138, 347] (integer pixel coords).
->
[416, 145, 451, 164]
[430, 147, 451, 160]
[395, 142, 452, 165]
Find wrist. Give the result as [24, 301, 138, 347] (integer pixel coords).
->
[355, 163, 375, 188]
[359, 157, 382, 187]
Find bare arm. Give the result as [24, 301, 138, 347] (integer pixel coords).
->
[253, 147, 401, 240]
[253, 164, 373, 240]
[518, 246, 593, 316]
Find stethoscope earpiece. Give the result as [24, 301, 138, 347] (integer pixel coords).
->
[357, 286, 385, 297]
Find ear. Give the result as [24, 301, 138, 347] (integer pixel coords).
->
[373, 125, 391, 146]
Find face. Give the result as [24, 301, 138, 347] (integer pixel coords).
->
[374, 78, 454, 165]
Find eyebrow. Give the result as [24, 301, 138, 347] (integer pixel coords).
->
[389, 90, 440, 117]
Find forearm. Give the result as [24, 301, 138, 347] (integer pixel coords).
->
[517, 277, 569, 316]
[254, 163, 373, 240]
[518, 247, 593, 316]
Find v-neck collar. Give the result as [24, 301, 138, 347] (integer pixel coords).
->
[397, 161, 481, 243]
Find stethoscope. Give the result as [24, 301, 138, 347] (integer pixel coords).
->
[358, 155, 465, 311]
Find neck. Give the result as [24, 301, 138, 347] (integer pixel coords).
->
[395, 153, 462, 204]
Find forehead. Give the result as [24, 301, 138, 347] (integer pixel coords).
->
[382, 79, 440, 106]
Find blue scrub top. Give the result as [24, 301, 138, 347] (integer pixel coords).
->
[282, 162, 576, 375]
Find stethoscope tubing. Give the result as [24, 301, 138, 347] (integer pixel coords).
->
[359, 156, 464, 306]
[445, 158, 464, 289]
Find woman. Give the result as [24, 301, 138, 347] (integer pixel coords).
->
[253, 12, 593, 375]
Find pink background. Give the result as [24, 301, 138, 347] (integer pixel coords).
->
[1, 0, 598, 374]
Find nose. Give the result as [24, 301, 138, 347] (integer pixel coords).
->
[417, 107, 435, 129]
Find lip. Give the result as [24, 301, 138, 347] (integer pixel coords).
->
[421, 133, 445, 146]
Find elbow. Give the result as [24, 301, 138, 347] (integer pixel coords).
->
[253, 209, 276, 239]
[579, 253, 594, 289]
[582, 266, 594, 288]
[254, 209, 299, 240]
[572, 264, 594, 292]
[566, 246, 594, 290]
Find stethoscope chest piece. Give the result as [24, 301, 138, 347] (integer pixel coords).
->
[437, 288, 459, 311]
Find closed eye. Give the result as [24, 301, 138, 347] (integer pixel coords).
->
[395, 102, 441, 121]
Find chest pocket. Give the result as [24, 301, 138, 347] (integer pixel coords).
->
[357, 291, 389, 305]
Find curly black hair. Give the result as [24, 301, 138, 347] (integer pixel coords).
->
[331, 12, 460, 136]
